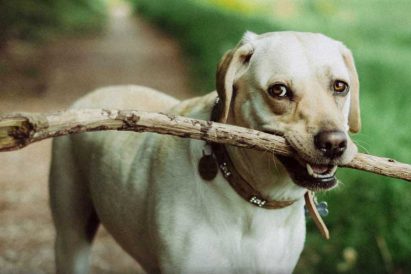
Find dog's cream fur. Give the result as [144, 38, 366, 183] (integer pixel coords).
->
[49, 31, 360, 274]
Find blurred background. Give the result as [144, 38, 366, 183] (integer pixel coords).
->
[0, 0, 410, 273]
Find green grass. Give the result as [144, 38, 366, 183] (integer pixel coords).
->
[130, 0, 410, 273]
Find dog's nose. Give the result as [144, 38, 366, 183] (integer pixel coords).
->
[314, 131, 347, 159]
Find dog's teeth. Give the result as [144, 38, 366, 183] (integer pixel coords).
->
[316, 173, 329, 178]
[306, 164, 314, 176]
[306, 164, 337, 178]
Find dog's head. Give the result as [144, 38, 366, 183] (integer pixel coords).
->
[216, 31, 360, 191]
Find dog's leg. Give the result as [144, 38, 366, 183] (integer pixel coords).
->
[49, 137, 100, 274]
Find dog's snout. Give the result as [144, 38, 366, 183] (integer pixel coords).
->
[314, 131, 347, 159]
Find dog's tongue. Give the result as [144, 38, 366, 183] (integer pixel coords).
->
[311, 164, 329, 174]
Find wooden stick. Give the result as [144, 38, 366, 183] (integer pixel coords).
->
[0, 109, 410, 182]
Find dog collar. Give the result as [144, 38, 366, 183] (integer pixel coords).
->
[210, 142, 296, 209]
[197, 96, 330, 239]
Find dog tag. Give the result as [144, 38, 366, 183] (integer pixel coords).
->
[305, 199, 329, 217]
[316, 201, 329, 217]
[198, 145, 218, 181]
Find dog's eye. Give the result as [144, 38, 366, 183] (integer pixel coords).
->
[333, 80, 349, 95]
[268, 84, 290, 99]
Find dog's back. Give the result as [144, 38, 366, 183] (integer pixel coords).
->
[69, 85, 180, 111]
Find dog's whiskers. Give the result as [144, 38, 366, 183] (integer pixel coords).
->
[353, 139, 370, 154]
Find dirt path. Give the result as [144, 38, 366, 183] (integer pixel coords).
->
[0, 3, 192, 274]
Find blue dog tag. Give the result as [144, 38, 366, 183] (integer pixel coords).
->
[305, 199, 329, 217]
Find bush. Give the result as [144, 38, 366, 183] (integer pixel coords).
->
[0, 0, 107, 44]
[130, 0, 285, 92]
[130, 0, 411, 273]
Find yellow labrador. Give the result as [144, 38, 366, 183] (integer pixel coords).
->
[49, 31, 360, 274]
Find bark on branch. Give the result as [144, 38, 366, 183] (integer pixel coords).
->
[0, 109, 410, 182]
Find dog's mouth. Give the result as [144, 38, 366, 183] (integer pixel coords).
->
[277, 155, 338, 191]
[260, 127, 340, 191]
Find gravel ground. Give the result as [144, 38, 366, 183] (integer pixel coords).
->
[0, 3, 192, 273]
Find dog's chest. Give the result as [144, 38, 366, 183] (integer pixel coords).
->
[178, 204, 306, 273]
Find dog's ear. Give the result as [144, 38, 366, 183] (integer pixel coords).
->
[340, 45, 361, 133]
[215, 32, 256, 123]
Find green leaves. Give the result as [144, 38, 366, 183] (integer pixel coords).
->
[0, 0, 107, 43]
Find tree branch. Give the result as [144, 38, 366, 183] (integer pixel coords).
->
[0, 109, 410, 182]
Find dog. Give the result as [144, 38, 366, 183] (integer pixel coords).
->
[49, 31, 360, 274]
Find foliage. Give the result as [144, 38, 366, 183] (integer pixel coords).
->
[130, 0, 411, 273]
[129, 0, 284, 92]
[0, 0, 107, 44]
